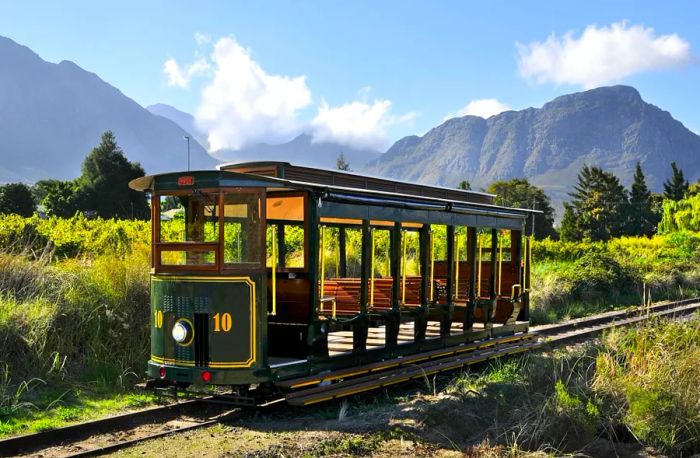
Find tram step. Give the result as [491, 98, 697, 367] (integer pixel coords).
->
[276, 333, 537, 391]
[285, 338, 542, 406]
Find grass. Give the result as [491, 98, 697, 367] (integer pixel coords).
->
[0, 234, 151, 437]
[0, 390, 158, 437]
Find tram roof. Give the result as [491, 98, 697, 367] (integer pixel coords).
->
[129, 164, 540, 220]
[218, 161, 496, 205]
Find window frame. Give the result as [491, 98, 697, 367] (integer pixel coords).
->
[153, 187, 267, 274]
[265, 191, 309, 273]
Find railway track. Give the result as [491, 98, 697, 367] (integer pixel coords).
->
[0, 398, 245, 457]
[1, 297, 698, 457]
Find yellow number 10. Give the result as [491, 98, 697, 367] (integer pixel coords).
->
[154, 310, 163, 328]
[213, 313, 232, 332]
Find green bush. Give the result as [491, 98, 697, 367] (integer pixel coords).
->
[594, 319, 700, 455]
[564, 252, 637, 301]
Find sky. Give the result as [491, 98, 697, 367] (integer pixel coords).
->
[0, 0, 698, 152]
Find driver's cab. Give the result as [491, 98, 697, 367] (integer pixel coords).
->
[131, 170, 312, 385]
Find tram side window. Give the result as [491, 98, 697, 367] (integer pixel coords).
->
[319, 226, 339, 278]
[477, 229, 492, 262]
[343, 227, 363, 278]
[399, 228, 422, 306]
[223, 192, 262, 265]
[266, 224, 305, 269]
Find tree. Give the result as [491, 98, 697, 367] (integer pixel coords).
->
[559, 203, 581, 242]
[457, 180, 471, 191]
[687, 179, 700, 197]
[561, 165, 628, 242]
[486, 178, 557, 239]
[663, 161, 688, 201]
[79, 131, 149, 219]
[34, 179, 84, 217]
[628, 162, 657, 236]
[336, 153, 350, 171]
[0, 183, 35, 216]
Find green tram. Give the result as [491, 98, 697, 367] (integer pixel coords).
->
[129, 162, 537, 397]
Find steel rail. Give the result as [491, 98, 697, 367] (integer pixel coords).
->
[0, 398, 239, 457]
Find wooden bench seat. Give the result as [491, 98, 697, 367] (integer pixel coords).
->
[317, 276, 425, 317]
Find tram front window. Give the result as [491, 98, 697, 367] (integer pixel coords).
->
[159, 193, 219, 243]
[156, 189, 263, 270]
[223, 192, 262, 266]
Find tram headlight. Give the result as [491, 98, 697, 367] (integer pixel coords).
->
[171, 319, 193, 346]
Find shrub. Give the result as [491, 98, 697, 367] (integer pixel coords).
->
[594, 319, 700, 455]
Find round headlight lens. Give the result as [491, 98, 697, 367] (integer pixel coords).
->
[171, 320, 192, 345]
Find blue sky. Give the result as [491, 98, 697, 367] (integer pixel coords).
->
[1, 0, 698, 151]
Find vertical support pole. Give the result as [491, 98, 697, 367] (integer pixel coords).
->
[498, 231, 503, 296]
[477, 234, 483, 298]
[320, 226, 326, 298]
[354, 219, 371, 353]
[419, 225, 430, 307]
[370, 228, 376, 308]
[391, 222, 401, 311]
[466, 226, 477, 331]
[385, 222, 401, 348]
[429, 229, 435, 302]
[401, 229, 408, 304]
[276, 224, 286, 269]
[487, 229, 498, 329]
[443, 225, 455, 337]
[454, 232, 460, 300]
[416, 224, 430, 342]
[338, 227, 347, 278]
[523, 234, 531, 322]
[271, 227, 277, 316]
[307, 195, 327, 358]
[512, 230, 524, 322]
[334, 227, 339, 278]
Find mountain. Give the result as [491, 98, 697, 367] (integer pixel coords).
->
[212, 134, 382, 170]
[146, 103, 382, 170]
[363, 86, 700, 217]
[146, 103, 209, 149]
[0, 36, 217, 183]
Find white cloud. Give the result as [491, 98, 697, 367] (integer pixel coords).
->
[164, 37, 414, 151]
[192, 37, 312, 151]
[163, 57, 210, 88]
[444, 99, 510, 120]
[194, 32, 211, 45]
[311, 98, 416, 151]
[517, 21, 692, 88]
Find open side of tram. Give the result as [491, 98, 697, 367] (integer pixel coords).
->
[129, 162, 537, 392]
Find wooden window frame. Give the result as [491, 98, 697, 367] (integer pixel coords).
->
[153, 187, 266, 274]
[266, 191, 309, 273]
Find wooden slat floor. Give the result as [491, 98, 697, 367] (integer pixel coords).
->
[327, 320, 486, 356]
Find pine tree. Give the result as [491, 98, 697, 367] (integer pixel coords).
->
[79, 131, 150, 219]
[663, 161, 688, 201]
[559, 203, 581, 242]
[628, 162, 657, 236]
[561, 165, 628, 241]
[336, 153, 350, 171]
